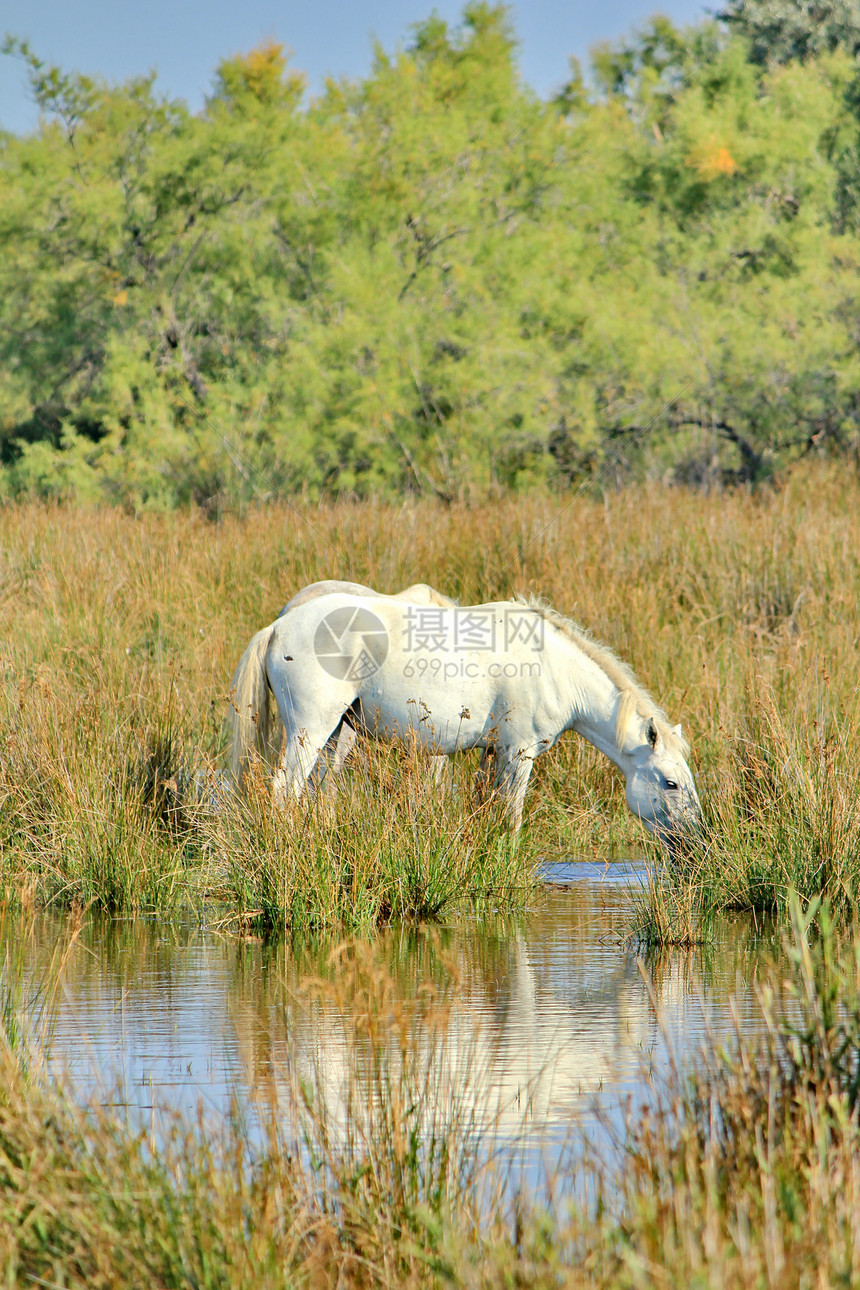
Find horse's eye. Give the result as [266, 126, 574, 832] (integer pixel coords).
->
[665, 779, 678, 791]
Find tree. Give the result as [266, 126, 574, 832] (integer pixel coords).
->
[2, 7, 860, 504]
[717, 0, 860, 66]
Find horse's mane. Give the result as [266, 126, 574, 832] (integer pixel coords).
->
[513, 595, 689, 755]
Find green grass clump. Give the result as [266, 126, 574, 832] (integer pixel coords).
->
[635, 671, 860, 945]
[627, 858, 715, 948]
[0, 671, 199, 915]
[699, 681, 860, 918]
[207, 747, 540, 934]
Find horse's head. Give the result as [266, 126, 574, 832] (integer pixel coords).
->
[624, 716, 701, 846]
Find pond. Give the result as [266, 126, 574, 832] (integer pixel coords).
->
[10, 860, 782, 1156]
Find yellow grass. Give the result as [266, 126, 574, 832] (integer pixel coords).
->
[1, 462, 858, 926]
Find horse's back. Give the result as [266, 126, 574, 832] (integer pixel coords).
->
[279, 579, 455, 618]
[279, 579, 381, 617]
[396, 583, 457, 608]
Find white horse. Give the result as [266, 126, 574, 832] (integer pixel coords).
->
[227, 592, 701, 840]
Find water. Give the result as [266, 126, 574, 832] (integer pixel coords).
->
[8, 863, 783, 1146]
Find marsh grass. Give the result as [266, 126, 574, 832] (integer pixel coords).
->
[703, 682, 860, 918]
[637, 674, 860, 944]
[0, 669, 199, 914]
[207, 745, 540, 933]
[2, 464, 860, 928]
[1, 659, 537, 929]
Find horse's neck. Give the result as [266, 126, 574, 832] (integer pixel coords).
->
[555, 638, 630, 772]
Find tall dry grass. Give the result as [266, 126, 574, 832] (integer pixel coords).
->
[1, 462, 858, 927]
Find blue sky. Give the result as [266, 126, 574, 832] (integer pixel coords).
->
[0, 0, 712, 135]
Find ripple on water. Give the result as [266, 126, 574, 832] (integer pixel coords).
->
[6, 876, 782, 1159]
[540, 858, 650, 888]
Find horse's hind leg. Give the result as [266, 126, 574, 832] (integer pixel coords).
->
[309, 720, 358, 797]
[273, 721, 341, 804]
[491, 747, 534, 832]
[430, 754, 453, 791]
[269, 683, 354, 805]
[330, 721, 357, 776]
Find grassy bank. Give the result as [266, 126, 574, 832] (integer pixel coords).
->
[212, 757, 536, 934]
[1, 898, 859, 1287]
[1, 464, 859, 928]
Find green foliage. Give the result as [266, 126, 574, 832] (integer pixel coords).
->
[718, 0, 860, 67]
[3, 5, 860, 505]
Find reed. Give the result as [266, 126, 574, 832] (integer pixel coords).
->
[641, 666, 860, 943]
[206, 748, 539, 933]
[1, 462, 859, 926]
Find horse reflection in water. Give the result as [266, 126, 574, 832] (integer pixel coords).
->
[233, 930, 704, 1143]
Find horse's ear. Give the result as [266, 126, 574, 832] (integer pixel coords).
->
[672, 723, 683, 738]
[646, 718, 658, 748]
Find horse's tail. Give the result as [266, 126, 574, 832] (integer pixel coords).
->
[225, 624, 283, 785]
